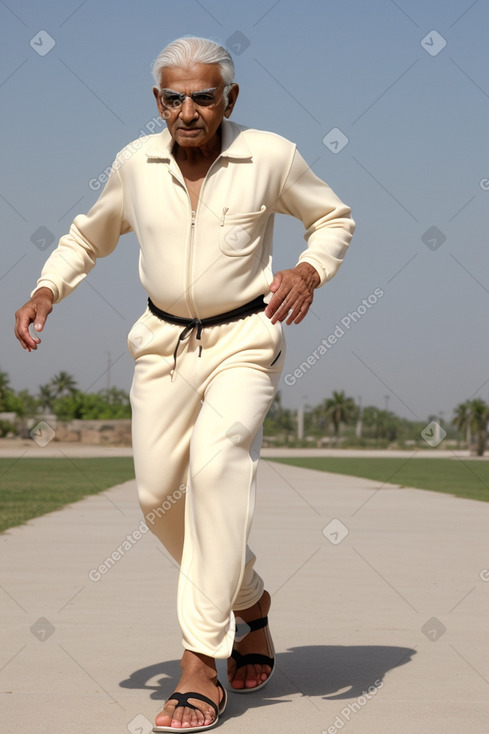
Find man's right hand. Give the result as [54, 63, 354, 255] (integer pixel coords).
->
[14, 287, 54, 352]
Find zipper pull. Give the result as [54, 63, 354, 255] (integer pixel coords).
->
[220, 207, 229, 226]
[191, 210, 196, 227]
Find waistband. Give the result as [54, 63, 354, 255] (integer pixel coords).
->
[147, 295, 267, 381]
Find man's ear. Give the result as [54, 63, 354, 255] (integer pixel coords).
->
[224, 83, 239, 118]
[153, 86, 165, 118]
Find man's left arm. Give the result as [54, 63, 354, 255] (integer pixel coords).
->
[265, 147, 355, 324]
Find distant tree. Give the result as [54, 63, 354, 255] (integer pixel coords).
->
[469, 399, 488, 457]
[5, 389, 38, 417]
[50, 371, 78, 399]
[452, 400, 473, 448]
[52, 388, 131, 420]
[452, 399, 488, 456]
[263, 390, 294, 436]
[324, 390, 356, 444]
[0, 369, 13, 410]
[38, 384, 55, 412]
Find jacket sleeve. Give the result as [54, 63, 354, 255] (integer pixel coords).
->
[31, 162, 132, 303]
[274, 147, 355, 286]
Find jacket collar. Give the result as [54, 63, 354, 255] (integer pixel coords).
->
[145, 118, 252, 161]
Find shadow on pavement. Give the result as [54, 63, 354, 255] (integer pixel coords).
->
[120, 643, 416, 709]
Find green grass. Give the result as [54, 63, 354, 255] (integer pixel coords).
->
[0, 458, 135, 532]
[267, 457, 489, 503]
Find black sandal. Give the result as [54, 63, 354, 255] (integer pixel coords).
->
[229, 616, 275, 693]
[153, 680, 227, 732]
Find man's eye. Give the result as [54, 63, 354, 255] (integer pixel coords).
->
[193, 94, 214, 105]
[165, 95, 183, 106]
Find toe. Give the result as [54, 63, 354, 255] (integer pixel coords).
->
[155, 703, 175, 728]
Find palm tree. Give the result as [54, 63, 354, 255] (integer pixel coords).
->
[452, 399, 489, 456]
[452, 401, 472, 448]
[470, 399, 488, 457]
[324, 390, 356, 444]
[38, 384, 55, 412]
[50, 371, 78, 399]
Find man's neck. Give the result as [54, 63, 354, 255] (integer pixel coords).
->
[173, 126, 222, 166]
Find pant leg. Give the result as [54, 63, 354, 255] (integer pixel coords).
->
[129, 311, 203, 563]
[177, 357, 282, 659]
[130, 307, 284, 658]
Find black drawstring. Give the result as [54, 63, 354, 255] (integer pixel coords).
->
[171, 319, 204, 381]
[147, 295, 266, 381]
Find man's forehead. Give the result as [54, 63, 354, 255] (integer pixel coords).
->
[158, 63, 224, 91]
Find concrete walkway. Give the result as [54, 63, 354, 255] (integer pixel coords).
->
[1, 457, 488, 733]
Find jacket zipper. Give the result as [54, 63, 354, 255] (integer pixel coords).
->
[185, 208, 197, 316]
[183, 164, 225, 317]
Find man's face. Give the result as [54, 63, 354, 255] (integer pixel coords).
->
[153, 63, 238, 150]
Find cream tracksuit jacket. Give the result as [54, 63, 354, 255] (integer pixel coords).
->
[33, 118, 355, 317]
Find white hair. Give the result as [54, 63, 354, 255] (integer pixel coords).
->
[152, 37, 235, 105]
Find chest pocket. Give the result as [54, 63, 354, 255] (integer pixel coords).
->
[219, 205, 268, 257]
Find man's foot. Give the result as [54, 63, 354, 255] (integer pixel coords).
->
[155, 650, 225, 730]
[227, 589, 274, 692]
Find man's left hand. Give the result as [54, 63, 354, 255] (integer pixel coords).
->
[265, 263, 321, 325]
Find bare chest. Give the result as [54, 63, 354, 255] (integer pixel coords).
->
[176, 157, 217, 212]
[182, 174, 204, 211]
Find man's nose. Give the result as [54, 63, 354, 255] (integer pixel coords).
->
[179, 97, 199, 122]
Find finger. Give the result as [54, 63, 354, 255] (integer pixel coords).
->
[266, 277, 298, 319]
[270, 297, 295, 324]
[265, 291, 287, 320]
[290, 300, 311, 325]
[268, 271, 283, 293]
[282, 290, 313, 325]
[33, 302, 52, 332]
[15, 309, 40, 351]
[269, 283, 304, 323]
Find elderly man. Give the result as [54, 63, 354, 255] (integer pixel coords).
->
[15, 37, 354, 732]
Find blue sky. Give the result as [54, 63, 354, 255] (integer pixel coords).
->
[1, 0, 488, 421]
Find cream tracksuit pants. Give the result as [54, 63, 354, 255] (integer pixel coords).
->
[128, 305, 285, 659]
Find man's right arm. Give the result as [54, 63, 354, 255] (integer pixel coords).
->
[14, 156, 131, 351]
